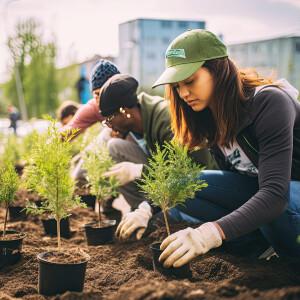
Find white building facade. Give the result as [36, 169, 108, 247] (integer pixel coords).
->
[228, 35, 300, 91]
[118, 18, 205, 93]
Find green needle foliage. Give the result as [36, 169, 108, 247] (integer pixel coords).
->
[1, 135, 21, 167]
[82, 142, 119, 227]
[139, 140, 208, 236]
[23, 117, 82, 249]
[0, 162, 19, 237]
[20, 129, 39, 163]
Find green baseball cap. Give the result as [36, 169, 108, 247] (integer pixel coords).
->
[152, 29, 228, 88]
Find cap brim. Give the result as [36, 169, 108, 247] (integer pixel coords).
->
[152, 61, 205, 88]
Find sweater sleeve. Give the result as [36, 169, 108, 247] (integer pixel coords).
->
[62, 98, 104, 135]
[217, 88, 296, 240]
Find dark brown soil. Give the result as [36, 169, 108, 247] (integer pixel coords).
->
[13, 189, 42, 207]
[38, 250, 89, 264]
[1, 202, 300, 300]
[0, 233, 25, 241]
[85, 221, 115, 229]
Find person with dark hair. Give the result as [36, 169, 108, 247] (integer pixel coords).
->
[56, 101, 80, 126]
[62, 59, 120, 135]
[101, 74, 216, 240]
[7, 104, 20, 135]
[118, 29, 300, 266]
[61, 60, 120, 217]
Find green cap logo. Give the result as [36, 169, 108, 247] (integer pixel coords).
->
[166, 49, 186, 59]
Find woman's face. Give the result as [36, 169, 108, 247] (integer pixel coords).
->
[174, 67, 214, 112]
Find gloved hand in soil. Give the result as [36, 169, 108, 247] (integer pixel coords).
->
[159, 222, 223, 268]
[104, 162, 143, 186]
[116, 201, 152, 240]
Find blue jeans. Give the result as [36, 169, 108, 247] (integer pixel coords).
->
[169, 170, 300, 257]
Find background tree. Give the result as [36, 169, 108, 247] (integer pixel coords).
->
[3, 19, 58, 118]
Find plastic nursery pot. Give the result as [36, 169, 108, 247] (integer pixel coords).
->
[8, 206, 28, 221]
[41, 217, 71, 239]
[80, 194, 96, 208]
[84, 220, 116, 246]
[37, 250, 90, 296]
[150, 242, 191, 278]
[14, 163, 25, 177]
[0, 230, 26, 269]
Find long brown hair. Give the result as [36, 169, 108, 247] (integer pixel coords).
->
[166, 58, 273, 149]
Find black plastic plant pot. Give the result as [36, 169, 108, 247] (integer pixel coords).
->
[0, 230, 26, 269]
[84, 220, 116, 246]
[14, 163, 24, 176]
[37, 251, 90, 296]
[8, 206, 28, 221]
[80, 194, 96, 208]
[150, 242, 191, 278]
[42, 217, 71, 239]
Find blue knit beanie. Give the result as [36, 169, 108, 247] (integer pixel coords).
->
[90, 59, 120, 91]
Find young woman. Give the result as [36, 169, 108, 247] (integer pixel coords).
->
[150, 29, 300, 268]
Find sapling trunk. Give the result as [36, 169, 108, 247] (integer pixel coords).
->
[162, 207, 171, 236]
[57, 218, 61, 249]
[3, 202, 9, 237]
[97, 198, 102, 227]
[55, 172, 61, 250]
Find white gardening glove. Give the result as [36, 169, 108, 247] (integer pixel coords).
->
[115, 201, 152, 240]
[95, 127, 113, 146]
[103, 162, 143, 186]
[159, 222, 223, 268]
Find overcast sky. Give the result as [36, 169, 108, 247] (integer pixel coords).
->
[0, 0, 300, 82]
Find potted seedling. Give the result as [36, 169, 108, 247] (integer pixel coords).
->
[0, 136, 27, 221]
[20, 131, 71, 238]
[2, 135, 22, 175]
[23, 118, 89, 296]
[0, 161, 26, 269]
[82, 142, 119, 245]
[73, 123, 103, 208]
[139, 141, 208, 277]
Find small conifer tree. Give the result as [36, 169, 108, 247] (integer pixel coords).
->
[82, 142, 119, 227]
[24, 117, 82, 249]
[139, 141, 208, 236]
[0, 162, 19, 237]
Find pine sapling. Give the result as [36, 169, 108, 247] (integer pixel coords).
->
[1, 135, 21, 167]
[23, 117, 82, 249]
[82, 142, 119, 227]
[0, 162, 19, 237]
[139, 141, 208, 236]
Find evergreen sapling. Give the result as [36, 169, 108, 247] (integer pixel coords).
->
[0, 162, 19, 237]
[139, 141, 208, 236]
[82, 142, 119, 227]
[24, 118, 82, 249]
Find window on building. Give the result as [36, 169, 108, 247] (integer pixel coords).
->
[295, 42, 300, 53]
[178, 21, 188, 28]
[161, 21, 172, 28]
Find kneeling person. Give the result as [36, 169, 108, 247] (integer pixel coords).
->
[100, 74, 215, 240]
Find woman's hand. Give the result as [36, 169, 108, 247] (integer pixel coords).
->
[159, 222, 223, 268]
